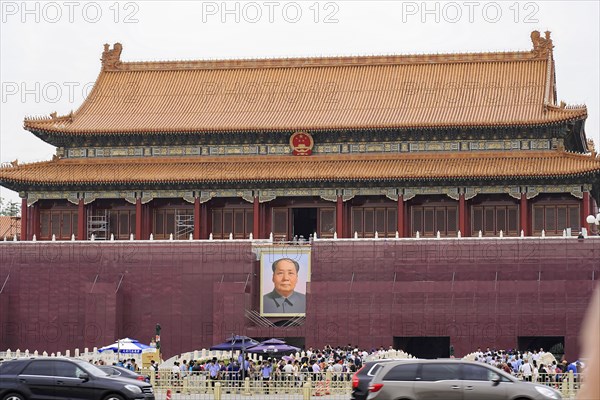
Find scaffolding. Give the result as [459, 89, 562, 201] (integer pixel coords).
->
[175, 212, 194, 239]
[87, 210, 110, 240]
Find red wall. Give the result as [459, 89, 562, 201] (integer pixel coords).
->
[1, 239, 598, 359]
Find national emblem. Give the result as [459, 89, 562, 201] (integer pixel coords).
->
[290, 131, 314, 156]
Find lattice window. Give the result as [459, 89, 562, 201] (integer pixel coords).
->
[471, 205, 518, 236]
[412, 205, 458, 237]
[40, 210, 79, 240]
[351, 207, 397, 238]
[532, 204, 580, 235]
[211, 208, 253, 239]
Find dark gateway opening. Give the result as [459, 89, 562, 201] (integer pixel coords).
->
[394, 336, 451, 359]
[292, 208, 317, 240]
[518, 336, 565, 360]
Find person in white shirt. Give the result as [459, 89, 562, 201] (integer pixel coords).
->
[532, 360, 539, 382]
[520, 361, 533, 382]
[311, 361, 321, 374]
[283, 360, 294, 378]
[180, 360, 188, 377]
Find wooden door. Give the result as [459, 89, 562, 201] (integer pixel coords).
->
[272, 208, 289, 242]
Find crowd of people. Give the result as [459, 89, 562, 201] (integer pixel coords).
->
[470, 347, 583, 385]
[90, 343, 585, 391]
[167, 344, 396, 384]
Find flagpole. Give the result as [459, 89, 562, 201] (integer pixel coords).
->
[242, 335, 246, 381]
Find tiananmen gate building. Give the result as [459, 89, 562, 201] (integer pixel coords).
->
[1, 31, 599, 360]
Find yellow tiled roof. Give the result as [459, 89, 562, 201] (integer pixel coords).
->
[23, 32, 586, 135]
[0, 216, 20, 238]
[1, 151, 599, 187]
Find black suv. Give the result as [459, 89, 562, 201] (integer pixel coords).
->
[351, 359, 400, 400]
[0, 358, 154, 400]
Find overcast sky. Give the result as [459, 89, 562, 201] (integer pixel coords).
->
[1, 0, 599, 203]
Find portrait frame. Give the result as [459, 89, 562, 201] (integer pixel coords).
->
[260, 247, 311, 317]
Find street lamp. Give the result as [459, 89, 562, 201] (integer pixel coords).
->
[586, 213, 600, 235]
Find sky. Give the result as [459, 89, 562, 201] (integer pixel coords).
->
[1, 0, 599, 204]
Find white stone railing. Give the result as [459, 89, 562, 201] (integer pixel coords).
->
[365, 349, 416, 361]
[2, 228, 595, 243]
[0, 347, 152, 366]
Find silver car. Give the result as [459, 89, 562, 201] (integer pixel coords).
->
[366, 359, 562, 400]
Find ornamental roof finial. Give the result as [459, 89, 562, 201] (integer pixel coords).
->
[101, 42, 123, 70]
[530, 30, 554, 58]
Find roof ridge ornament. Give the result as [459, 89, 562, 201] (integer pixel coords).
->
[531, 30, 553, 58]
[102, 42, 123, 70]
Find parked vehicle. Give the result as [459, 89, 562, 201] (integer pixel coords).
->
[98, 365, 150, 383]
[352, 359, 405, 400]
[366, 359, 562, 400]
[0, 357, 154, 400]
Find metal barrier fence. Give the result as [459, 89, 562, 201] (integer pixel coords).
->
[145, 370, 352, 399]
[142, 370, 582, 400]
[526, 372, 581, 399]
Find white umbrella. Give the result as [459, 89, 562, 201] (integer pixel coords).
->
[98, 338, 153, 354]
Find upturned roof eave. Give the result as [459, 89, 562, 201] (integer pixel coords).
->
[23, 113, 588, 142]
[3, 171, 600, 193]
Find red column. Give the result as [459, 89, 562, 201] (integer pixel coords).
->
[136, 198, 142, 240]
[200, 202, 209, 239]
[520, 193, 528, 236]
[397, 194, 404, 238]
[458, 193, 466, 235]
[336, 195, 343, 238]
[25, 205, 32, 240]
[253, 196, 260, 239]
[194, 197, 201, 240]
[582, 191, 591, 231]
[261, 203, 268, 240]
[20, 197, 28, 241]
[145, 203, 153, 240]
[78, 198, 86, 240]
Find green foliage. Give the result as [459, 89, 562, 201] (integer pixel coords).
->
[0, 197, 20, 216]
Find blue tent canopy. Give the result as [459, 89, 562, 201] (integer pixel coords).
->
[210, 335, 259, 351]
[246, 338, 300, 354]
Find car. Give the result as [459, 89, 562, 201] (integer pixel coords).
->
[366, 359, 563, 400]
[0, 357, 154, 400]
[352, 359, 406, 400]
[98, 365, 150, 383]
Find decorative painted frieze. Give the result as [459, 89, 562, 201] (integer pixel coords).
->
[183, 193, 196, 204]
[464, 186, 522, 200]
[509, 187, 522, 200]
[240, 191, 254, 203]
[446, 187, 460, 201]
[199, 191, 215, 204]
[525, 185, 585, 199]
[319, 189, 338, 202]
[342, 189, 355, 202]
[23, 184, 587, 205]
[63, 139, 554, 159]
[26, 191, 79, 206]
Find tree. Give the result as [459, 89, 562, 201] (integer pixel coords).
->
[0, 197, 20, 216]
